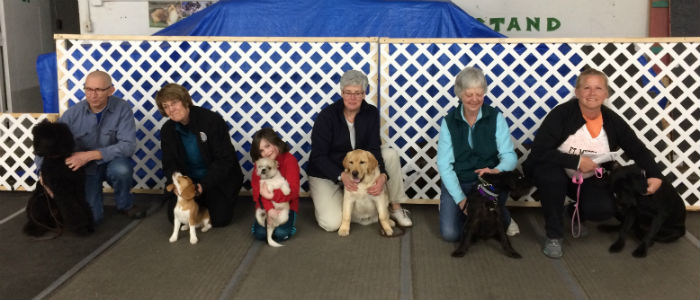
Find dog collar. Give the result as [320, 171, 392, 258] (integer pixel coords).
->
[477, 184, 498, 200]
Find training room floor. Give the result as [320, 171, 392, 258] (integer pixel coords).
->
[1, 191, 698, 300]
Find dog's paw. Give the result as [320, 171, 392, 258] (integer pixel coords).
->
[380, 227, 394, 237]
[180, 224, 188, 231]
[190, 237, 198, 244]
[609, 239, 625, 253]
[169, 235, 177, 243]
[632, 245, 648, 258]
[338, 226, 350, 237]
[451, 250, 466, 257]
[201, 223, 212, 232]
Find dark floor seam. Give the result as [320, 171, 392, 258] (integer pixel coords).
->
[217, 240, 262, 300]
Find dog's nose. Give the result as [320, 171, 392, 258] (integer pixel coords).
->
[352, 171, 358, 177]
[261, 169, 266, 174]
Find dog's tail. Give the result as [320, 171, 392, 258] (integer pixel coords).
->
[267, 226, 284, 247]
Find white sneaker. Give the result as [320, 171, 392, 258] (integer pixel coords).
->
[506, 218, 520, 236]
[390, 208, 413, 227]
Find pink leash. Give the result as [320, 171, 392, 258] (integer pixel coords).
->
[571, 168, 604, 238]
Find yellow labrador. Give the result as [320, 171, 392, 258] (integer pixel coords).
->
[338, 149, 394, 237]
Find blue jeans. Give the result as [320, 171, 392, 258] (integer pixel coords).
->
[84, 157, 134, 223]
[251, 210, 297, 242]
[439, 181, 511, 242]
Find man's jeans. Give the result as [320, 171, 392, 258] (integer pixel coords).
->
[84, 157, 134, 223]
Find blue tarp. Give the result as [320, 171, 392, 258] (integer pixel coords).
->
[36, 53, 58, 113]
[155, 0, 503, 38]
[38, 0, 500, 112]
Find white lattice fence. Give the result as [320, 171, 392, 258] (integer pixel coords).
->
[56, 35, 379, 193]
[0, 114, 58, 191]
[380, 38, 700, 209]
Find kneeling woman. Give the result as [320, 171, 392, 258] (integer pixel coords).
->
[250, 128, 300, 242]
[156, 83, 244, 227]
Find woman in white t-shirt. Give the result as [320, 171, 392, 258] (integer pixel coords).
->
[522, 68, 663, 259]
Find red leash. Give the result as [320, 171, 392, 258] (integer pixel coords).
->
[571, 168, 603, 238]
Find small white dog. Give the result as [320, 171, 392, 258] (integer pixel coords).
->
[255, 157, 291, 247]
[167, 172, 211, 244]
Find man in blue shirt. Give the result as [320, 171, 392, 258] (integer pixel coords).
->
[56, 70, 143, 223]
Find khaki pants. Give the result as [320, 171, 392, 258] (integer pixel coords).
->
[309, 146, 408, 231]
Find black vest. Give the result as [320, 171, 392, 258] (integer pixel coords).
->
[444, 104, 499, 182]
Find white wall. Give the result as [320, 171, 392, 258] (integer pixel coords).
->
[79, 0, 160, 36]
[452, 0, 649, 38]
[79, 0, 649, 38]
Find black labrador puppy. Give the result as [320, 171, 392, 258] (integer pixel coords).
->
[451, 170, 532, 259]
[606, 164, 686, 257]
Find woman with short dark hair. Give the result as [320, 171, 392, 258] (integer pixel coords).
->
[156, 83, 244, 227]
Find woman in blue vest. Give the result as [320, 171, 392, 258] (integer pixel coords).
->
[436, 66, 519, 242]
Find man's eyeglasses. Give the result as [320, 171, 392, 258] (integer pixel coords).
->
[84, 86, 112, 94]
[342, 90, 365, 97]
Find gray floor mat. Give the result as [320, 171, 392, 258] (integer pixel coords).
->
[0, 191, 30, 222]
[411, 207, 582, 299]
[0, 205, 134, 300]
[227, 200, 402, 300]
[1, 194, 696, 300]
[47, 200, 254, 300]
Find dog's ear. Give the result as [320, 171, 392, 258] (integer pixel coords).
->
[367, 151, 378, 172]
[342, 151, 352, 170]
[166, 184, 174, 192]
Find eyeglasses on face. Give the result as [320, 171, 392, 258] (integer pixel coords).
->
[84, 86, 112, 93]
[342, 90, 365, 97]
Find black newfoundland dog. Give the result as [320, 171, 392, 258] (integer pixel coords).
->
[605, 164, 686, 257]
[451, 170, 532, 259]
[23, 120, 94, 237]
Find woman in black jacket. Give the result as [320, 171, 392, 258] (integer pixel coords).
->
[156, 83, 243, 227]
[307, 70, 413, 232]
[523, 68, 663, 258]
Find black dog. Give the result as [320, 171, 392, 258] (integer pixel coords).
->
[23, 120, 93, 237]
[452, 170, 532, 259]
[606, 164, 686, 257]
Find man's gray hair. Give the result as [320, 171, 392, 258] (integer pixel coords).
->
[339, 70, 369, 92]
[454, 67, 488, 97]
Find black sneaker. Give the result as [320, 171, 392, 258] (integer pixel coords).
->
[120, 205, 146, 219]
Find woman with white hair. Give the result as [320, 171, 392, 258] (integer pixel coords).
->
[307, 69, 413, 232]
[436, 66, 520, 242]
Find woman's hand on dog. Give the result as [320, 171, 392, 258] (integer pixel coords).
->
[340, 172, 358, 192]
[474, 168, 499, 177]
[260, 182, 273, 199]
[367, 173, 387, 196]
[646, 177, 662, 195]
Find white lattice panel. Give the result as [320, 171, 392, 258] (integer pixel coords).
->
[380, 38, 700, 209]
[56, 36, 379, 192]
[0, 114, 58, 191]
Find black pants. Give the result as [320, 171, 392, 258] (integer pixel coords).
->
[529, 163, 615, 239]
[166, 186, 238, 227]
